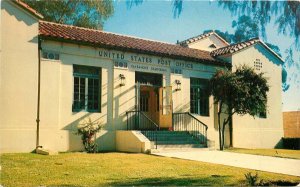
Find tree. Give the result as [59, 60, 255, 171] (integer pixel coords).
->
[204, 14, 290, 92]
[209, 66, 269, 150]
[173, 1, 300, 48]
[217, 1, 300, 49]
[232, 15, 259, 42]
[203, 29, 234, 44]
[23, 0, 114, 29]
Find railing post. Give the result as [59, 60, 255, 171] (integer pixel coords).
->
[126, 112, 128, 130]
[155, 128, 157, 149]
[171, 112, 209, 147]
[173, 114, 175, 131]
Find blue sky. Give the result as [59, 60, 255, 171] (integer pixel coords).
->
[104, 1, 300, 111]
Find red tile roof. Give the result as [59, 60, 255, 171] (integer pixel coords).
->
[179, 31, 229, 47]
[39, 21, 228, 67]
[211, 38, 284, 63]
[13, 0, 43, 19]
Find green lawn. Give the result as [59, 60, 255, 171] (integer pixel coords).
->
[226, 148, 300, 159]
[1, 152, 299, 186]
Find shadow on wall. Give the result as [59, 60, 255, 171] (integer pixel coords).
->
[114, 83, 137, 130]
[62, 112, 108, 151]
[3, 1, 37, 26]
[174, 102, 190, 113]
[60, 70, 110, 151]
[255, 44, 282, 66]
[62, 113, 91, 151]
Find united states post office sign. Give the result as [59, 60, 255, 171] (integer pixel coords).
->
[98, 50, 193, 70]
[128, 63, 168, 73]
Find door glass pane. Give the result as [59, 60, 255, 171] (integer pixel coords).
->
[140, 91, 149, 112]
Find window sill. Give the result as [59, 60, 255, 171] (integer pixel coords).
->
[190, 113, 210, 117]
[72, 110, 101, 114]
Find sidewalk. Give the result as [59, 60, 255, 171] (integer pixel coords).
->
[152, 150, 300, 176]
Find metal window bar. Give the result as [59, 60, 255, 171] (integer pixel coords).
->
[172, 112, 208, 147]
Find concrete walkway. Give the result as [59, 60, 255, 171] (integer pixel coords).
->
[152, 150, 300, 176]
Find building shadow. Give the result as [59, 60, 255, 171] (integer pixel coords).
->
[107, 176, 233, 186]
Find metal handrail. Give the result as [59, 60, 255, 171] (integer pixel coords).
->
[186, 112, 208, 130]
[172, 112, 208, 146]
[140, 112, 159, 129]
[126, 110, 158, 149]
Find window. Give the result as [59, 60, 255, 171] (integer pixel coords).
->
[42, 51, 60, 60]
[72, 65, 101, 112]
[254, 59, 262, 71]
[140, 91, 149, 112]
[257, 100, 267, 118]
[190, 78, 209, 116]
[209, 44, 217, 49]
[258, 110, 267, 118]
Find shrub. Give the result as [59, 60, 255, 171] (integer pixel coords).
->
[244, 172, 258, 186]
[282, 138, 300, 150]
[76, 118, 103, 153]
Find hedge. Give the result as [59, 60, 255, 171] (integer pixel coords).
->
[282, 138, 300, 150]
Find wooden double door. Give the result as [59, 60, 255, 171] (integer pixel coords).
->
[138, 85, 172, 129]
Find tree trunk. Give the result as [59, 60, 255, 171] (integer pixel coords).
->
[221, 120, 226, 150]
[218, 102, 223, 150]
[228, 102, 233, 147]
[229, 115, 233, 147]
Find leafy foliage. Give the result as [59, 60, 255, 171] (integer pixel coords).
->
[23, 0, 114, 29]
[203, 30, 234, 44]
[209, 66, 269, 150]
[76, 118, 103, 153]
[210, 66, 269, 116]
[218, 1, 300, 49]
[232, 15, 259, 42]
[244, 172, 259, 186]
[126, 0, 144, 9]
[173, 0, 183, 18]
[173, 1, 300, 48]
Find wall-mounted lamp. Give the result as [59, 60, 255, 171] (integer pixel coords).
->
[175, 80, 181, 91]
[119, 74, 126, 87]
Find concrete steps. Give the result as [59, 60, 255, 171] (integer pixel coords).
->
[150, 147, 209, 153]
[141, 130, 207, 150]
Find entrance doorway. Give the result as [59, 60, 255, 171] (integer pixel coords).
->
[135, 72, 172, 129]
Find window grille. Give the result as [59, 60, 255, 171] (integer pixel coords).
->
[257, 100, 267, 118]
[254, 59, 263, 71]
[72, 65, 101, 112]
[42, 51, 60, 60]
[140, 91, 149, 112]
[190, 78, 209, 116]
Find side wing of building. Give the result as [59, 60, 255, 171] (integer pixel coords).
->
[231, 44, 283, 148]
[1, 1, 39, 152]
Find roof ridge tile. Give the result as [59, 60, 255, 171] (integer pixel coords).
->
[210, 37, 284, 63]
[39, 21, 230, 67]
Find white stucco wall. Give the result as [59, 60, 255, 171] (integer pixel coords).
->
[36, 39, 224, 152]
[40, 41, 114, 152]
[187, 34, 228, 51]
[231, 44, 284, 148]
[170, 69, 220, 148]
[0, 1, 39, 153]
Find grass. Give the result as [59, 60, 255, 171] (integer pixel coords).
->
[226, 148, 300, 159]
[1, 152, 299, 186]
